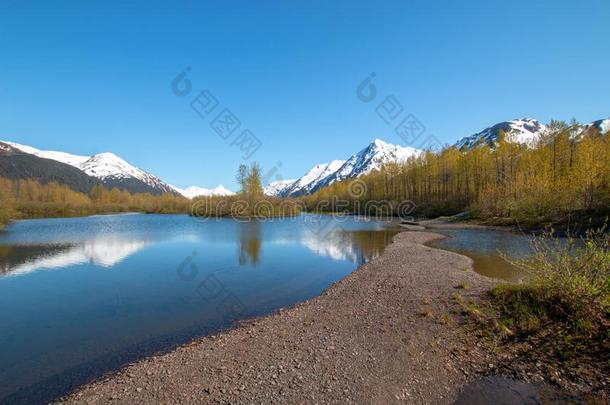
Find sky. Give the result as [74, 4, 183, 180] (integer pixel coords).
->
[1, 0, 609, 190]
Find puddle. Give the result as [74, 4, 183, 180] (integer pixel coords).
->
[455, 376, 607, 405]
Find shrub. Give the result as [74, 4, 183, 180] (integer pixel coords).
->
[512, 226, 609, 330]
[488, 226, 609, 360]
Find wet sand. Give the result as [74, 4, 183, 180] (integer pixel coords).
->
[59, 230, 496, 404]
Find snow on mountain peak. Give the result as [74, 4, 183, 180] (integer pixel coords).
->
[172, 185, 235, 199]
[454, 118, 546, 149]
[94, 152, 120, 160]
[80, 152, 143, 179]
[279, 160, 346, 197]
[3, 141, 90, 166]
[372, 138, 388, 147]
[454, 117, 610, 150]
[588, 118, 610, 135]
[266, 139, 422, 197]
[2, 141, 43, 155]
[263, 179, 297, 197]
[601, 119, 610, 134]
[211, 185, 234, 195]
[317, 139, 421, 190]
[3, 141, 176, 194]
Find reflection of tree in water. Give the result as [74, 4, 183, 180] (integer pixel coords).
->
[235, 222, 397, 267]
[238, 221, 262, 266]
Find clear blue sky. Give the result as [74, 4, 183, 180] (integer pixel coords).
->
[1, 0, 609, 190]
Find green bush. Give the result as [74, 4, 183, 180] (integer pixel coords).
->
[515, 227, 609, 327]
[488, 226, 609, 359]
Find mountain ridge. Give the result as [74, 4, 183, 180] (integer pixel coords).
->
[0, 141, 103, 193]
[3, 116, 607, 199]
[3, 141, 176, 195]
[2, 140, 232, 197]
[171, 185, 235, 198]
[454, 118, 546, 149]
[265, 139, 422, 197]
[453, 117, 609, 150]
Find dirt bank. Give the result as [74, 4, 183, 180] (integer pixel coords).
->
[59, 231, 496, 404]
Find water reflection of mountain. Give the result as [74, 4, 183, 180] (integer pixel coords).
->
[0, 244, 74, 276]
[234, 220, 396, 267]
[0, 218, 398, 276]
[300, 229, 397, 264]
[0, 238, 151, 277]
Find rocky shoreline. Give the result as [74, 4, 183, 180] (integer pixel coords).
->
[58, 230, 503, 404]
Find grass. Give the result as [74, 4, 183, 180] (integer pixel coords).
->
[0, 206, 13, 230]
[478, 225, 610, 365]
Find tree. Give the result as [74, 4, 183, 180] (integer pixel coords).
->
[303, 119, 610, 224]
[247, 162, 263, 197]
[236, 164, 248, 194]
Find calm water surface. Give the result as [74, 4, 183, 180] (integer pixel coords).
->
[0, 213, 399, 403]
[429, 228, 534, 282]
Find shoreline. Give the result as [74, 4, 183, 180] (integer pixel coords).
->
[59, 230, 498, 404]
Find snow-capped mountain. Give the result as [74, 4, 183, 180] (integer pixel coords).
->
[586, 118, 610, 135]
[3, 141, 177, 195]
[263, 160, 345, 197]
[265, 139, 421, 197]
[454, 117, 609, 150]
[263, 179, 297, 197]
[454, 118, 546, 150]
[0, 141, 102, 193]
[172, 185, 235, 199]
[564, 117, 610, 141]
[280, 160, 346, 197]
[314, 139, 420, 192]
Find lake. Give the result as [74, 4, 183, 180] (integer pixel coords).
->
[429, 227, 533, 282]
[0, 213, 399, 403]
[0, 215, 546, 403]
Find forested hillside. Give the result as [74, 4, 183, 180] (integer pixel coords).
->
[304, 121, 610, 225]
[2, 120, 608, 229]
[0, 178, 191, 228]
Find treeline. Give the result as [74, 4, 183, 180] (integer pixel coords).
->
[0, 178, 191, 227]
[192, 163, 303, 219]
[2, 120, 607, 228]
[304, 121, 610, 225]
[0, 162, 303, 229]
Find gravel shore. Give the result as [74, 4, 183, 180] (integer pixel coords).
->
[59, 230, 496, 404]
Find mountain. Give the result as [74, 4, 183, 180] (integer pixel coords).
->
[263, 161, 345, 197]
[3, 141, 177, 195]
[265, 139, 421, 197]
[586, 118, 610, 135]
[454, 117, 609, 150]
[263, 179, 297, 197]
[454, 118, 546, 150]
[6, 117, 606, 199]
[0, 141, 102, 193]
[172, 185, 235, 199]
[281, 160, 346, 197]
[313, 139, 420, 192]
